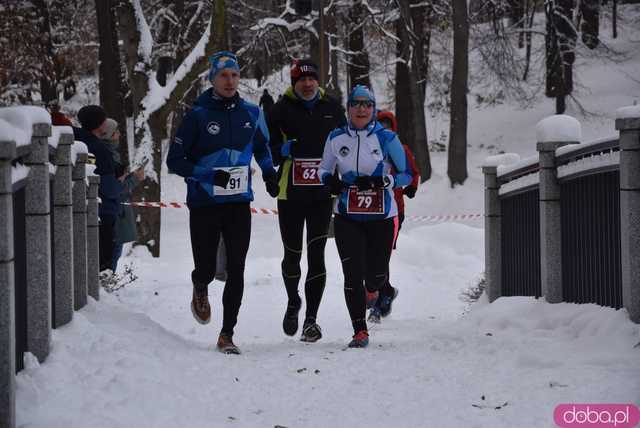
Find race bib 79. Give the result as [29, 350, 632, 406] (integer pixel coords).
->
[346, 187, 384, 214]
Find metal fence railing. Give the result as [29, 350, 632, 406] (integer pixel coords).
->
[483, 111, 640, 327]
[501, 189, 541, 298]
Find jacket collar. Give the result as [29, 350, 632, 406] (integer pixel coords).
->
[284, 86, 326, 104]
[345, 119, 380, 137]
[195, 88, 241, 111]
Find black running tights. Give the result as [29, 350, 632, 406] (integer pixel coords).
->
[189, 203, 251, 335]
[277, 198, 333, 322]
[334, 215, 395, 333]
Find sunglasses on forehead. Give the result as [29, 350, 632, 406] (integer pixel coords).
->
[349, 100, 374, 108]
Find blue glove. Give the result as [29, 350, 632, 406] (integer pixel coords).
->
[281, 139, 296, 158]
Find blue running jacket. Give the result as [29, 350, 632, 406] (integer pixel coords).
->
[166, 88, 276, 208]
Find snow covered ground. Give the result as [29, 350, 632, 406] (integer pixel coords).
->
[15, 172, 640, 428]
[15, 5, 640, 427]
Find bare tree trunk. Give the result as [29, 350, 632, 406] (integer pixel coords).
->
[155, 1, 173, 87]
[395, 0, 432, 182]
[116, 0, 159, 255]
[509, 0, 526, 48]
[612, 0, 617, 39]
[96, 0, 130, 165]
[328, 11, 342, 101]
[33, 0, 58, 103]
[523, 0, 537, 81]
[310, 1, 330, 87]
[448, 0, 469, 187]
[348, 1, 370, 88]
[116, 0, 225, 257]
[580, 0, 600, 49]
[545, 0, 576, 114]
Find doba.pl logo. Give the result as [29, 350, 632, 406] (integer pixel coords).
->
[554, 404, 640, 427]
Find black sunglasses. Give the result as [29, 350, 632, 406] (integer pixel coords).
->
[349, 100, 374, 108]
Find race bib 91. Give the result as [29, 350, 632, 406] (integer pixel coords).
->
[292, 158, 322, 186]
[214, 166, 249, 195]
[346, 187, 384, 214]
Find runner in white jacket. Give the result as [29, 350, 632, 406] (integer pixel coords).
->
[318, 85, 413, 348]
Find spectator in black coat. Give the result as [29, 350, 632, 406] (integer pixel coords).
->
[73, 105, 123, 272]
[259, 89, 275, 113]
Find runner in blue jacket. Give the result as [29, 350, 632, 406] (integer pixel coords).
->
[166, 51, 279, 354]
[318, 85, 413, 348]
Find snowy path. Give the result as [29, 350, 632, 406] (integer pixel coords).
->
[16, 177, 640, 427]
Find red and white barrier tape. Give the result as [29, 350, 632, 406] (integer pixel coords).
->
[123, 202, 482, 223]
[403, 213, 483, 223]
[123, 201, 279, 215]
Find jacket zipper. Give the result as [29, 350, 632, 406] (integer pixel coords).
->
[227, 106, 233, 153]
[356, 132, 361, 176]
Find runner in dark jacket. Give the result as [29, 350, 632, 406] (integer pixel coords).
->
[266, 59, 346, 342]
[166, 50, 279, 354]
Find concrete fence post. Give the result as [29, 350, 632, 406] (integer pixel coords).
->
[87, 175, 100, 301]
[616, 108, 640, 323]
[0, 140, 16, 428]
[24, 123, 52, 362]
[52, 131, 74, 327]
[537, 139, 578, 304]
[72, 152, 88, 310]
[482, 166, 502, 302]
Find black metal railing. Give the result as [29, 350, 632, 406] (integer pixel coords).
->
[495, 137, 622, 309]
[501, 188, 541, 297]
[560, 170, 622, 308]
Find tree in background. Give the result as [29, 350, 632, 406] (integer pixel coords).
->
[545, 0, 576, 114]
[0, 3, 43, 105]
[395, 0, 432, 182]
[96, 0, 130, 166]
[580, 0, 600, 49]
[448, 0, 469, 186]
[0, 0, 91, 106]
[347, 0, 371, 88]
[115, 0, 226, 256]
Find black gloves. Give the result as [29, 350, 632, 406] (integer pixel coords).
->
[403, 185, 417, 199]
[354, 175, 386, 191]
[265, 174, 280, 197]
[213, 170, 231, 188]
[326, 174, 346, 195]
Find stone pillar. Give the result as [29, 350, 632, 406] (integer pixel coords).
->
[537, 140, 576, 303]
[616, 113, 640, 323]
[482, 166, 501, 302]
[24, 123, 52, 362]
[87, 175, 100, 301]
[0, 140, 16, 428]
[52, 132, 74, 328]
[72, 153, 88, 310]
